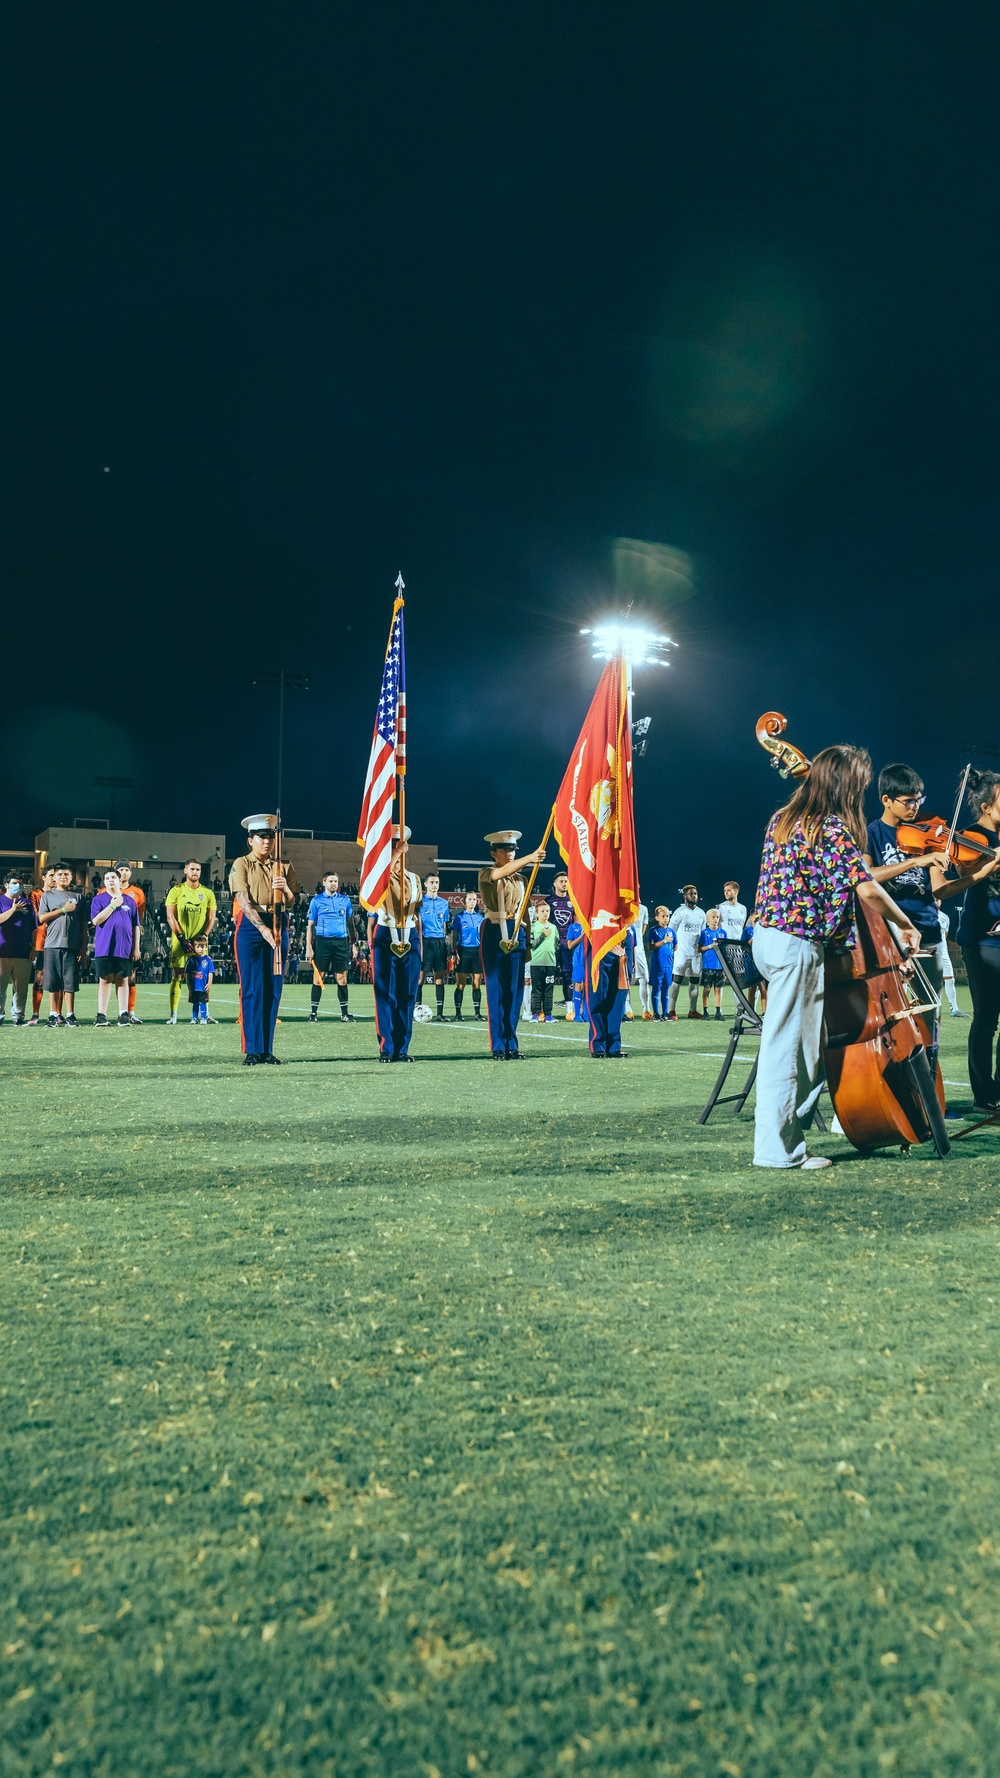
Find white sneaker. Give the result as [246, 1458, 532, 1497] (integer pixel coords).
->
[801, 1155, 832, 1170]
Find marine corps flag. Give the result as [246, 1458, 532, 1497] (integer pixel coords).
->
[553, 652, 639, 987]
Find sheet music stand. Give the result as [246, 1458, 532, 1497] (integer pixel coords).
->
[697, 938, 762, 1123]
[697, 937, 827, 1130]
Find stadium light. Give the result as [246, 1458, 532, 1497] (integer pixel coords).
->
[580, 620, 675, 669]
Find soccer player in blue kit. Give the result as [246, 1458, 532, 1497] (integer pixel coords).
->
[418, 873, 452, 1021]
[452, 891, 484, 1021]
[305, 871, 356, 1022]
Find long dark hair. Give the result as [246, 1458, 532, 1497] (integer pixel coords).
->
[966, 768, 1000, 822]
[771, 744, 871, 848]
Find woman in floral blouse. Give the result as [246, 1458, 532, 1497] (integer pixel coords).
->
[752, 745, 920, 1169]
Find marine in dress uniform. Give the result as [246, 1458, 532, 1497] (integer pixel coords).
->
[584, 926, 635, 1058]
[369, 828, 423, 1062]
[478, 831, 543, 1059]
[229, 815, 300, 1065]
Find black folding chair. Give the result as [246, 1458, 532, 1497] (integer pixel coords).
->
[697, 938, 762, 1123]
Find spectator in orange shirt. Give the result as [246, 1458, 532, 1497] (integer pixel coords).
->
[115, 862, 146, 1025]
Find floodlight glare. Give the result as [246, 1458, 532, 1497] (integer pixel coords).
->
[581, 619, 676, 668]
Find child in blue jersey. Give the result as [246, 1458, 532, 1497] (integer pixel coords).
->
[647, 905, 676, 1020]
[567, 919, 586, 1020]
[185, 936, 215, 1024]
[699, 908, 725, 1019]
[452, 891, 485, 1020]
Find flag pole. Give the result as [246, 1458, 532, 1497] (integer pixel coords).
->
[391, 571, 410, 955]
[499, 805, 556, 953]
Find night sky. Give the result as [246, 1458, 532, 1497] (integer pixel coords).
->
[4, 6, 999, 901]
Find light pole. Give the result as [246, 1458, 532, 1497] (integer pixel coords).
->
[250, 668, 310, 813]
[580, 619, 675, 747]
[93, 774, 135, 829]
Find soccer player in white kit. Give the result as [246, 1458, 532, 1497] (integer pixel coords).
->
[935, 901, 967, 1017]
[715, 881, 747, 939]
[667, 885, 706, 1018]
[627, 902, 652, 1019]
[714, 881, 748, 1012]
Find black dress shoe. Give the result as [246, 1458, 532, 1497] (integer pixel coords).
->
[398, 1053, 414, 1062]
[491, 1051, 506, 1060]
[263, 1054, 282, 1065]
[243, 1054, 260, 1066]
[506, 1051, 524, 1060]
[378, 1053, 393, 1063]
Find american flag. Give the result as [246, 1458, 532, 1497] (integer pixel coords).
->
[357, 593, 406, 911]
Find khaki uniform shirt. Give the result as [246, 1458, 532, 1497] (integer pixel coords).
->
[478, 867, 526, 925]
[375, 870, 422, 936]
[229, 854, 300, 914]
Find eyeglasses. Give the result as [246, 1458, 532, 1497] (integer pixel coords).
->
[896, 795, 925, 809]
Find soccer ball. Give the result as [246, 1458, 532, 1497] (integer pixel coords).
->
[413, 1004, 433, 1022]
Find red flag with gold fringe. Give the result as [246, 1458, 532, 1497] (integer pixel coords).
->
[553, 653, 639, 987]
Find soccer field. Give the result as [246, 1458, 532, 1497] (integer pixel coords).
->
[4, 984, 1000, 1777]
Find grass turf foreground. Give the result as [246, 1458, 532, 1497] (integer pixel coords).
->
[3, 985, 1000, 1778]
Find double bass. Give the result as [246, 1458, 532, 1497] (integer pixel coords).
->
[755, 713, 950, 1158]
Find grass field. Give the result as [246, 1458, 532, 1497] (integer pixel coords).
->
[4, 981, 1000, 1777]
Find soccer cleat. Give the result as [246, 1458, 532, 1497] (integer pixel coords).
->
[474, 1012, 485, 1021]
[65, 1015, 80, 1028]
[94, 1013, 109, 1027]
[687, 1011, 702, 1020]
[432, 1012, 448, 1023]
[128, 1013, 143, 1025]
[167, 1014, 177, 1025]
[453, 1012, 465, 1022]
[118, 1012, 131, 1027]
[951, 1008, 970, 1018]
[205, 1015, 218, 1023]
[340, 1011, 356, 1023]
[308, 1010, 318, 1022]
[190, 1017, 200, 1024]
[715, 1010, 724, 1020]
[666, 1013, 678, 1022]
[565, 1009, 575, 1021]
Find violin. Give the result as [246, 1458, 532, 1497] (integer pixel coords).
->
[755, 712, 950, 1158]
[894, 815, 999, 874]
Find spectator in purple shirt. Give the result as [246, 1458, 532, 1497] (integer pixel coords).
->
[0, 871, 37, 1025]
[90, 870, 140, 1028]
